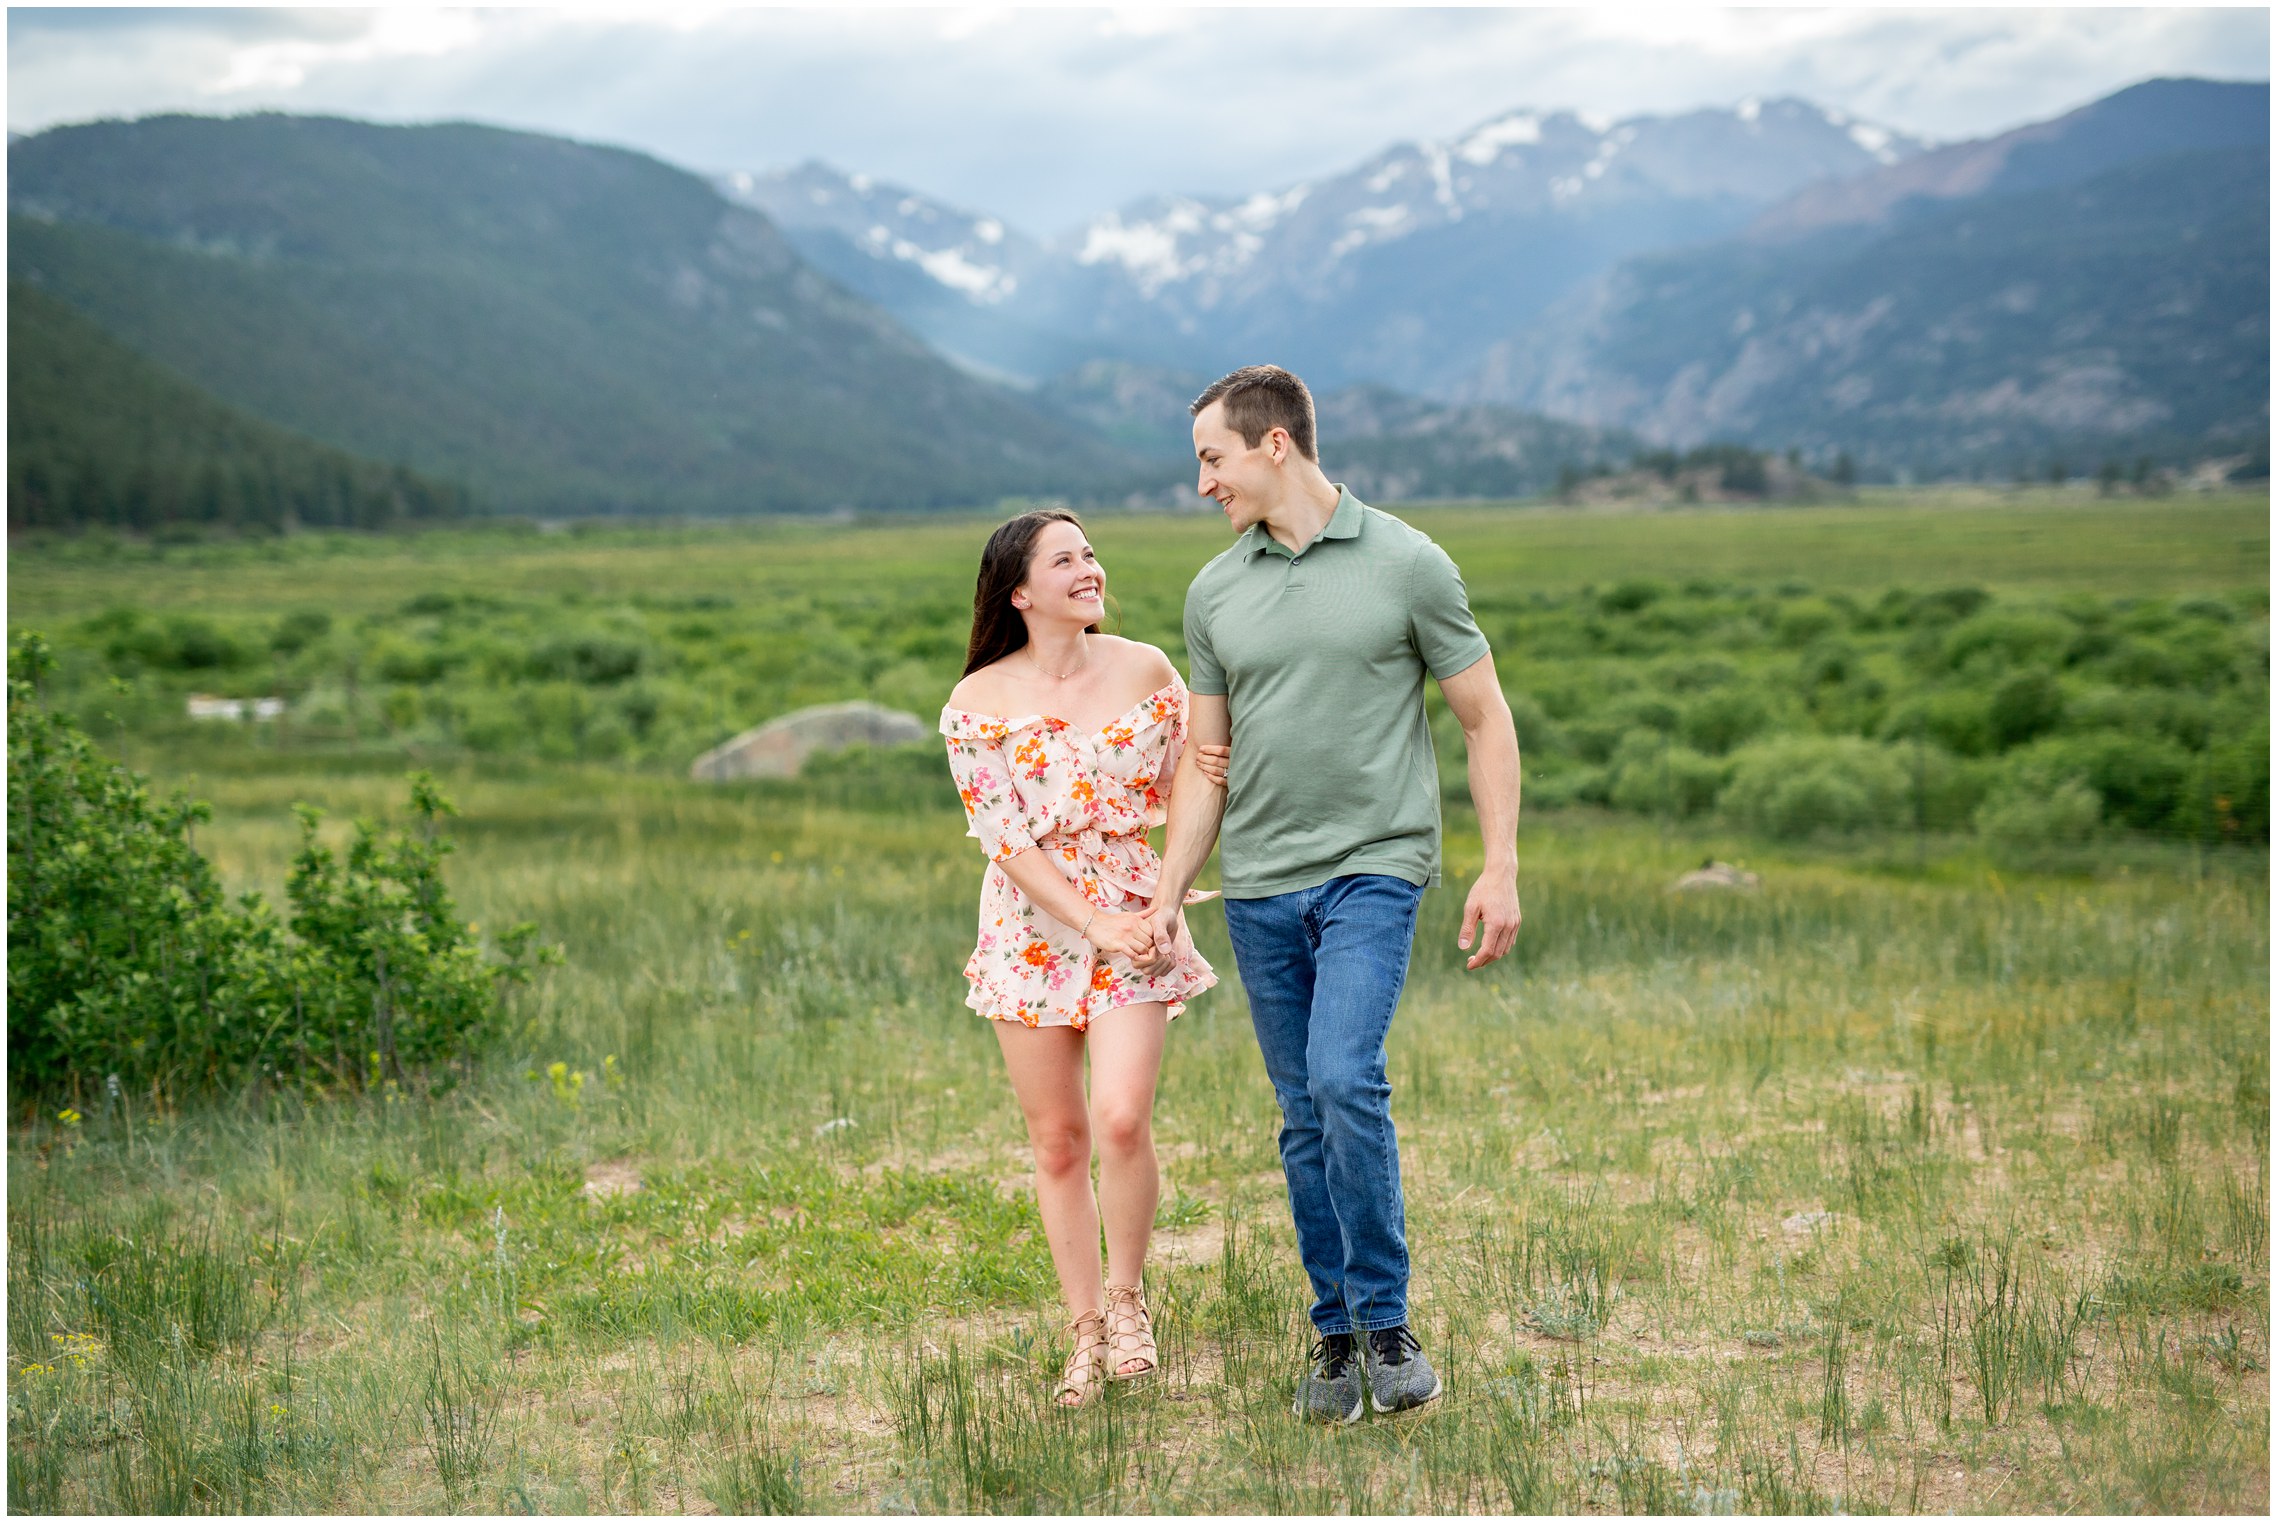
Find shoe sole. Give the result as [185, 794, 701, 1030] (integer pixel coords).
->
[1369, 1370, 1444, 1414]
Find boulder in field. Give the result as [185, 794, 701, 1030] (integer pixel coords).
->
[1672, 860, 1761, 892]
[690, 701, 928, 782]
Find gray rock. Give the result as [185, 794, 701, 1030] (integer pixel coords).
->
[690, 701, 928, 782]
[1672, 860, 1761, 892]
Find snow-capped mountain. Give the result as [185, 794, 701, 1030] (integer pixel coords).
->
[730, 96, 1928, 393]
[1066, 98, 1922, 310]
[721, 162, 1042, 306]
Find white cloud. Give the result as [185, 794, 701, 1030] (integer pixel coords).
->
[6, 7, 2266, 238]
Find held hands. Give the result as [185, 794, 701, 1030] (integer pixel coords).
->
[1457, 869, 1523, 971]
[1086, 909, 1159, 964]
[1194, 743, 1230, 787]
[1135, 902, 1186, 977]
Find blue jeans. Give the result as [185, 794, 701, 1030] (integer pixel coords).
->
[1222, 873, 1426, 1336]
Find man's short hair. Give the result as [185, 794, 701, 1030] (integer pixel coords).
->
[1190, 365, 1318, 461]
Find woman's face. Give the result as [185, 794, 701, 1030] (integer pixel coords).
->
[1014, 520, 1105, 626]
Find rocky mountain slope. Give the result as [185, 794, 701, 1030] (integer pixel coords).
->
[10, 114, 1143, 517]
[1461, 80, 2269, 478]
[728, 97, 1926, 392]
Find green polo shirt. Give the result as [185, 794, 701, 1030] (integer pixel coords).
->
[1183, 486, 1492, 898]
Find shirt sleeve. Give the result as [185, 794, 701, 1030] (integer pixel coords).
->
[1182, 577, 1226, 696]
[944, 731, 1038, 863]
[1407, 539, 1493, 681]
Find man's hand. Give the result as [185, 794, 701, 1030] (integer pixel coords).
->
[1136, 904, 1183, 976]
[1194, 743, 1230, 787]
[1457, 870, 1522, 970]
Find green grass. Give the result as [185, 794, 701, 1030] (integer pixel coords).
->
[7, 768, 2266, 1511]
[7, 490, 2270, 1511]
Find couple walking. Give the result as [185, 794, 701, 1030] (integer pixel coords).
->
[940, 365, 1523, 1420]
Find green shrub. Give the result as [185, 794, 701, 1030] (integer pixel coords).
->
[1987, 669, 2065, 749]
[7, 633, 545, 1099]
[1721, 735, 1911, 839]
[1993, 732, 2196, 833]
[1882, 689, 1994, 758]
[1679, 688, 1773, 755]
[1598, 579, 1667, 614]
[1944, 612, 2072, 675]
[1506, 691, 1568, 757]
[1975, 779, 2103, 864]
[1607, 735, 1729, 819]
[527, 631, 646, 685]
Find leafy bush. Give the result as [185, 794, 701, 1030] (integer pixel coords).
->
[1679, 688, 1773, 755]
[7, 634, 546, 1100]
[1721, 735, 1911, 839]
[1992, 732, 2197, 833]
[1975, 779, 2103, 864]
[1943, 612, 2073, 675]
[1607, 735, 1729, 818]
[1987, 669, 2065, 750]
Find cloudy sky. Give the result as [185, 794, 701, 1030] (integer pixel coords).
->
[8, 6, 2268, 238]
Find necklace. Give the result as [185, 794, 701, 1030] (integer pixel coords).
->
[1023, 637, 1088, 680]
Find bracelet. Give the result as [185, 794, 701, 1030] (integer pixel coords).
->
[1081, 905, 1098, 938]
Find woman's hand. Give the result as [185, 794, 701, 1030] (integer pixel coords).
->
[1086, 909, 1158, 963]
[1194, 743, 1230, 787]
[1133, 907, 1185, 977]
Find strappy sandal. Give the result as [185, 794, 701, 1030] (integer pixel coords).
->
[1104, 1283, 1158, 1383]
[1055, 1308, 1110, 1409]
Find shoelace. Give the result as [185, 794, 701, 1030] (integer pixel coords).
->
[1308, 1334, 1356, 1379]
[1368, 1325, 1422, 1366]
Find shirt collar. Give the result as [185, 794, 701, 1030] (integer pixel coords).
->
[1241, 485, 1364, 559]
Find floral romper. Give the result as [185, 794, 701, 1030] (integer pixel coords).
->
[941, 675, 1218, 1030]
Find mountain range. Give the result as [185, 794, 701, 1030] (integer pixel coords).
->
[7, 77, 2266, 529]
[726, 97, 1929, 394]
[1465, 79, 2270, 476]
[739, 77, 2267, 482]
[9, 113, 1139, 518]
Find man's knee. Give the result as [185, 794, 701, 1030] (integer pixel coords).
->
[1306, 1064, 1390, 1128]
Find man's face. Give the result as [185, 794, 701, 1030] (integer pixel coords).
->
[1193, 401, 1282, 534]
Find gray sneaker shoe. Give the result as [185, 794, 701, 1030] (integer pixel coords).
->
[1291, 1333, 1363, 1424]
[1361, 1325, 1443, 1413]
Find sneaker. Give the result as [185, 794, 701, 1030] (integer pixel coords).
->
[1291, 1333, 1363, 1424]
[1360, 1325, 1442, 1413]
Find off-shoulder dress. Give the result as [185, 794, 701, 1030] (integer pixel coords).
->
[940, 674, 1217, 1030]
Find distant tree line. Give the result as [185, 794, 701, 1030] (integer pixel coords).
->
[9, 281, 471, 534]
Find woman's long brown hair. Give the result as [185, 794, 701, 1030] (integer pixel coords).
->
[962, 510, 1107, 677]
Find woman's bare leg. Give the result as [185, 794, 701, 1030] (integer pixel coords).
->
[1084, 1002, 1169, 1294]
[993, 1021, 1103, 1318]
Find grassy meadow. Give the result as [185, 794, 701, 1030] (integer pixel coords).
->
[7, 487, 2271, 1513]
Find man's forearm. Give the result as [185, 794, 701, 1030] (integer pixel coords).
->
[1156, 749, 1226, 904]
[1465, 719, 1521, 870]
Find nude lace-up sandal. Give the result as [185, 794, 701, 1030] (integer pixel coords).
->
[1104, 1283, 1158, 1382]
[1055, 1308, 1111, 1409]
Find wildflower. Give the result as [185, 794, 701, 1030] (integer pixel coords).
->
[770, 850, 785, 864]
[56, 1108, 81, 1128]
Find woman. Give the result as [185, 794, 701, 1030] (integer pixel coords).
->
[941, 509, 1226, 1408]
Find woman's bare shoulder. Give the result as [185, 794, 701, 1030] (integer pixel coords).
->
[1099, 636, 1177, 689]
[947, 663, 1016, 714]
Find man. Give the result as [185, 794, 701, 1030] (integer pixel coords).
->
[1141, 364, 1522, 1423]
